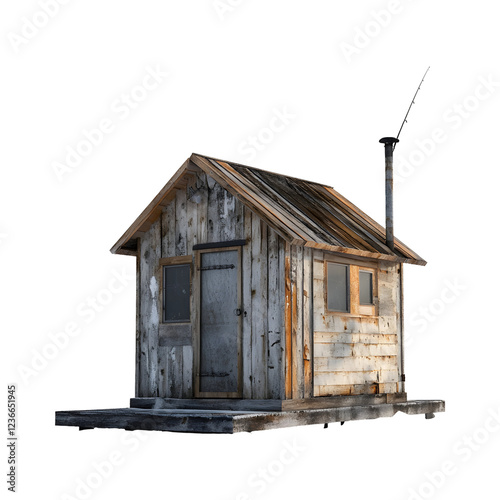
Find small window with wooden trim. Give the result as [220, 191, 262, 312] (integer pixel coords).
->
[161, 256, 192, 323]
[359, 270, 374, 305]
[327, 263, 350, 312]
[326, 260, 378, 316]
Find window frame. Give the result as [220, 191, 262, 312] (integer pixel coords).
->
[326, 262, 350, 313]
[358, 266, 377, 316]
[359, 269, 374, 306]
[324, 256, 378, 317]
[160, 256, 193, 324]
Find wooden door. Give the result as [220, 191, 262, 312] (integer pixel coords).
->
[196, 248, 242, 398]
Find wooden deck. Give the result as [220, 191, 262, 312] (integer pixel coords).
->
[129, 392, 408, 411]
[56, 399, 444, 434]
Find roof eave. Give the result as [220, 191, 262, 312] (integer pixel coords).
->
[303, 241, 427, 266]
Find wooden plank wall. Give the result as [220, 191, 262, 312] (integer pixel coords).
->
[137, 218, 161, 398]
[136, 172, 285, 399]
[312, 251, 402, 396]
[284, 244, 314, 399]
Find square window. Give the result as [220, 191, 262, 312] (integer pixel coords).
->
[327, 263, 349, 312]
[163, 264, 190, 322]
[359, 270, 374, 305]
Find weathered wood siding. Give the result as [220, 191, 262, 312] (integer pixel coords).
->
[312, 252, 402, 396]
[284, 244, 314, 399]
[135, 172, 403, 401]
[137, 218, 161, 398]
[136, 171, 285, 399]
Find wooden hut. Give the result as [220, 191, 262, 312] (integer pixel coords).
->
[56, 153, 444, 433]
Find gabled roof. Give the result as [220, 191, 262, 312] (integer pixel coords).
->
[111, 154, 426, 265]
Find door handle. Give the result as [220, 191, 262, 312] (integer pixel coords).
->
[234, 308, 242, 316]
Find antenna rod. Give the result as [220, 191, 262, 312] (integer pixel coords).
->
[394, 66, 430, 150]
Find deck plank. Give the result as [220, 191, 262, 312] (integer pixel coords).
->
[56, 400, 444, 434]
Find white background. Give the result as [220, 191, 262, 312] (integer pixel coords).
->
[2, 1, 499, 499]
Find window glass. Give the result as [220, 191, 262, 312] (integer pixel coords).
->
[359, 270, 373, 305]
[163, 264, 190, 322]
[327, 263, 349, 312]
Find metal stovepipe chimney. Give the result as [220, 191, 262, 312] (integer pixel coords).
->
[379, 137, 399, 251]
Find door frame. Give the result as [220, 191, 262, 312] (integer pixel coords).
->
[193, 246, 243, 398]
